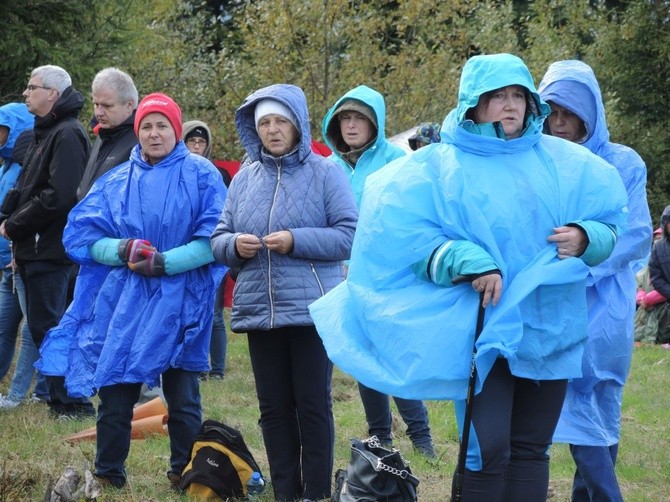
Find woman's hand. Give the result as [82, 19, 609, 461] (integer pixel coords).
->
[472, 274, 503, 308]
[235, 234, 262, 259]
[264, 231, 294, 255]
[548, 226, 588, 259]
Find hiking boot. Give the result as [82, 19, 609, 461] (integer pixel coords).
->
[167, 471, 182, 492]
[94, 474, 126, 489]
[413, 443, 437, 459]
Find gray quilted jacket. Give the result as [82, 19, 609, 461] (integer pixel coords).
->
[210, 84, 358, 332]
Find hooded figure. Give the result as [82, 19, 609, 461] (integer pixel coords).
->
[210, 83, 357, 501]
[0, 103, 34, 267]
[539, 60, 652, 501]
[310, 53, 628, 500]
[182, 120, 213, 159]
[323, 85, 406, 206]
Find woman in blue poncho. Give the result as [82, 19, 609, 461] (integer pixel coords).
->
[310, 54, 628, 500]
[37, 93, 227, 490]
[539, 60, 652, 502]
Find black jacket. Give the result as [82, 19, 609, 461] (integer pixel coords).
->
[5, 87, 90, 262]
[76, 111, 137, 200]
[650, 205, 670, 299]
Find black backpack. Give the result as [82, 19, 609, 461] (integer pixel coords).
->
[180, 420, 264, 500]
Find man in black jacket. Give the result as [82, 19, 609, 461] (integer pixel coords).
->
[0, 65, 92, 418]
[77, 67, 138, 200]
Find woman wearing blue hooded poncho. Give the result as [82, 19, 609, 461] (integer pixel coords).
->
[309, 53, 629, 500]
[539, 60, 652, 502]
[36, 93, 227, 490]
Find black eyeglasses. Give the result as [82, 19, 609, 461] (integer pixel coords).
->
[25, 84, 52, 92]
[186, 138, 207, 146]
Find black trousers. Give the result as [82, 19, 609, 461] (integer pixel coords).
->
[455, 358, 568, 502]
[248, 325, 334, 501]
[19, 260, 93, 412]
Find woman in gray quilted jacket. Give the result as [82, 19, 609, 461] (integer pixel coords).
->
[210, 83, 358, 502]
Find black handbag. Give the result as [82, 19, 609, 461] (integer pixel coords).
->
[332, 436, 419, 502]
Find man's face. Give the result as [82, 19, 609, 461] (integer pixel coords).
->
[23, 75, 57, 117]
[93, 87, 134, 129]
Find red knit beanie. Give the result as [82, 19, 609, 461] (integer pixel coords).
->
[134, 92, 182, 139]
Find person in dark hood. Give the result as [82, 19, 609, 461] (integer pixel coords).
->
[0, 65, 92, 419]
[649, 205, 670, 330]
[539, 59, 652, 502]
[211, 83, 357, 501]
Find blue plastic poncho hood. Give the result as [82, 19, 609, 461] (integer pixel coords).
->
[310, 54, 628, 400]
[322, 85, 406, 206]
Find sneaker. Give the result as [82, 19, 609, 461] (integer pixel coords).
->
[0, 395, 20, 409]
[209, 372, 225, 380]
[29, 393, 48, 403]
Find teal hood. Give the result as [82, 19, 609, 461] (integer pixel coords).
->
[323, 85, 388, 156]
[441, 53, 551, 154]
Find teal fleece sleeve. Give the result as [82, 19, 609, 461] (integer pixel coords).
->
[412, 240, 499, 287]
[89, 237, 125, 266]
[89, 237, 214, 275]
[568, 221, 618, 267]
[163, 237, 214, 275]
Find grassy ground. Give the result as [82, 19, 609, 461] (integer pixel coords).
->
[0, 326, 668, 501]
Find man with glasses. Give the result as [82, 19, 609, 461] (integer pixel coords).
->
[77, 67, 138, 200]
[0, 65, 92, 419]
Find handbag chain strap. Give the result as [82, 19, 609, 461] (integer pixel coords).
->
[365, 436, 411, 480]
[375, 458, 411, 479]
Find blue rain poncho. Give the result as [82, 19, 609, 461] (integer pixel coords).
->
[310, 54, 629, 400]
[0, 103, 34, 267]
[539, 60, 652, 446]
[36, 142, 226, 397]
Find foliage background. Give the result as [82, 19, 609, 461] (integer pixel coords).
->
[1, 0, 667, 215]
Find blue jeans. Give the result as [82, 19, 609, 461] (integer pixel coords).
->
[570, 444, 623, 502]
[7, 272, 47, 401]
[0, 269, 25, 379]
[209, 282, 227, 376]
[95, 368, 201, 487]
[358, 383, 433, 450]
[0, 269, 48, 401]
[19, 261, 92, 411]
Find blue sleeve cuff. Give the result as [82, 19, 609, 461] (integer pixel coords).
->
[89, 237, 124, 266]
[412, 240, 499, 287]
[568, 221, 617, 267]
[163, 237, 214, 275]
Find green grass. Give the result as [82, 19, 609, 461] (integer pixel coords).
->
[0, 326, 668, 501]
